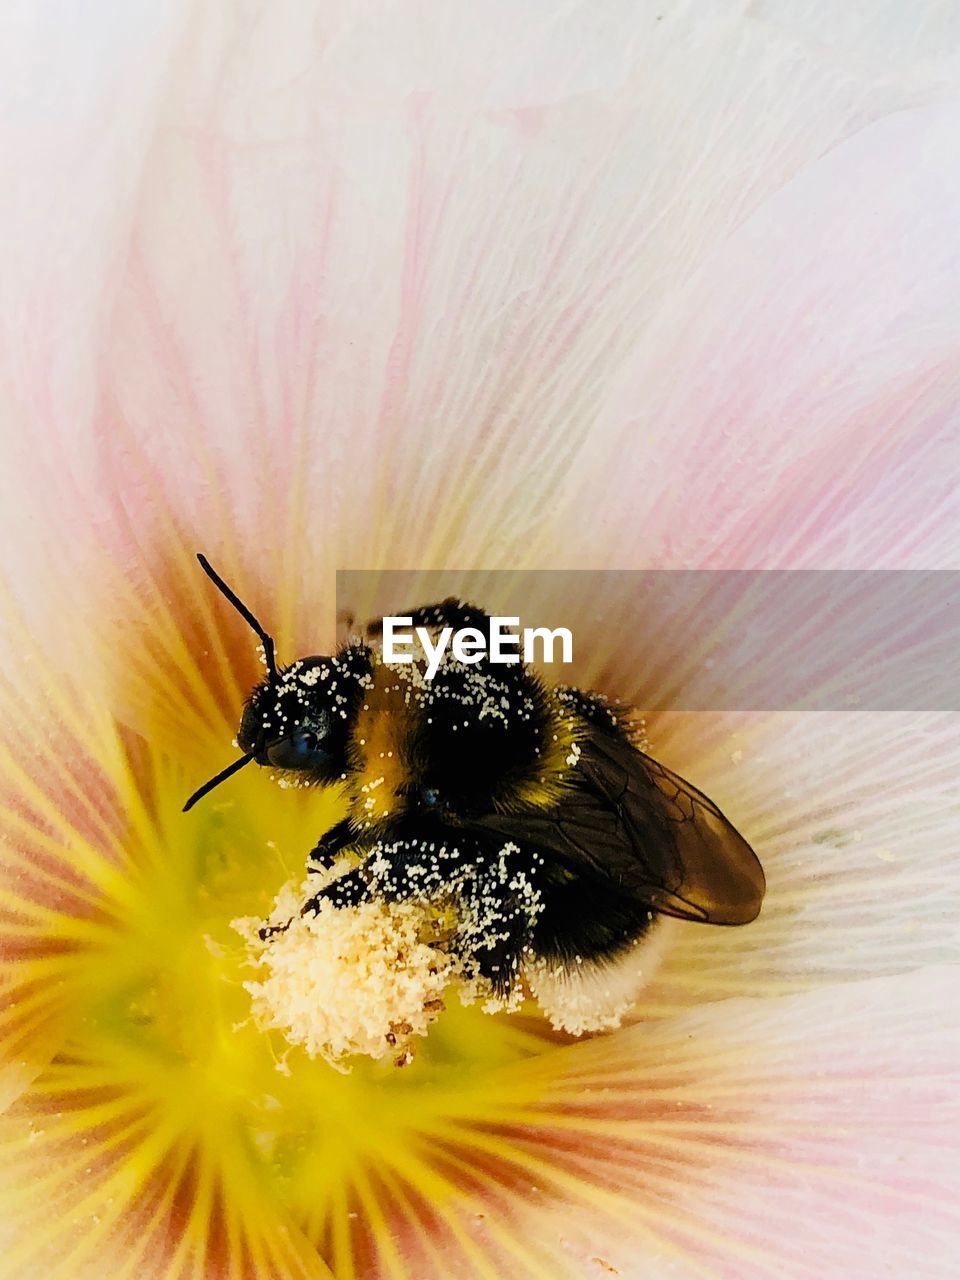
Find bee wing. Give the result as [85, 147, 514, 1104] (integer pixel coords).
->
[472, 729, 765, 925]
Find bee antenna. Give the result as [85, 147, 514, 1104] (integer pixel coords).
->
[183, 752, 255, 813]
[196, 553, 278, 682]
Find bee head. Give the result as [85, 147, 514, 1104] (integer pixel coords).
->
[237, 657, 361, 782]
[182, 555, 368, 813]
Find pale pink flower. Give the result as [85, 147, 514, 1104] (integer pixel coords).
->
[0, 4, 957, 1278]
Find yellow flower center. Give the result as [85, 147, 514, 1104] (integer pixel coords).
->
[44, 742, 564, 1271]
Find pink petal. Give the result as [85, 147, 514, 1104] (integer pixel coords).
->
[2, 5, 958, 636]
[424, 969, 960, 1280]
[585, 101, 960, 569]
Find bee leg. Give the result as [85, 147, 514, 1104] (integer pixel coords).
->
[355, 832, 537, 997]
[359, 833, 472, 900]
[260, 855, 369, 935]
[461, 908, 528, 998]
[306, 817, 356, 871]
[301, 831, 472, 914]
[301, 864, 371, 915]
[455, 869, 533, 998]
[330, 837, 530, 996]
[257, 917, 293, 942]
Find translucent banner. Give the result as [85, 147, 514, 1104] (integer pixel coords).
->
[335, 570, 960, 712]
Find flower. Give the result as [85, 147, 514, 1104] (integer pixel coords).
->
[1, 4, 959, 1278]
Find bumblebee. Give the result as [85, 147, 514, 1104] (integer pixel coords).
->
[185, 556, 765, 994]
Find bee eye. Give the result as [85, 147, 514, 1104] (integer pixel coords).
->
[266, 730, 322, 769]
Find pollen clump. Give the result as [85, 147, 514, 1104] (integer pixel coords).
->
[233, 880, 458, 1070]
[234, 845, 672, 1065]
